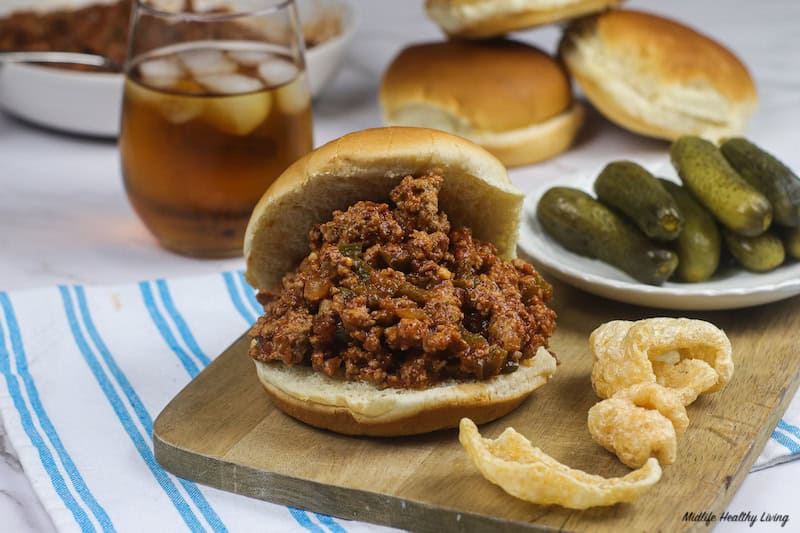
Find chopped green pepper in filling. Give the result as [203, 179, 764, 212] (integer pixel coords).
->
[248, 173, 556, 390]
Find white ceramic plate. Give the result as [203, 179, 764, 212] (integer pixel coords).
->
[0, 0, 357, 137]
[518, 164, 800, 310]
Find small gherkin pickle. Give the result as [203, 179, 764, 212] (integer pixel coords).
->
[671, 136, 772, 237]
[722, 229, 785, 273]
[779, 226, 800, 260]
[659, 179, 721, 282]
[720, 137, 800, 227]
[536, 187, 678, 285]
[594, 161, 683, 241]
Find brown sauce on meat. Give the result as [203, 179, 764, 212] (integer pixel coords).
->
[249, 173, 557, 390]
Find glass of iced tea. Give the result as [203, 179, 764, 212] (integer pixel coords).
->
[119, 0, 313, 257]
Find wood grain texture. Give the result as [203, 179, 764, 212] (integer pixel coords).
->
[153, 281, 800, 533]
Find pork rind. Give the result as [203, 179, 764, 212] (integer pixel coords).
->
[590, 318, 734, 403]
[590, 320, 655, 399]
[652, 358, 719, 406]
[614, 383, 689, 436]
[459, 418, 662, 509]
[625, 318, 733, 395]
[588, 399, 676, 468]
[588, 384, 688, 468]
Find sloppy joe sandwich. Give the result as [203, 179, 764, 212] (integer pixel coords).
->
[560, 9, 757, 141]
[425, 0, 625, 38]
[244, 127, 558, 436]
[380, 40, 584, 167]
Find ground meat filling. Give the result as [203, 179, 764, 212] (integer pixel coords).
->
[248, 173, 557, 389]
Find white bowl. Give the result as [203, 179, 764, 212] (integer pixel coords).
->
[0, 0, 357, 137]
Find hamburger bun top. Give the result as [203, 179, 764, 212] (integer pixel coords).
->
[244, 127, 524, 290]
[379, 41, 585, 167]
[381, 40, 572, 134]
[560, 9, 757, 140]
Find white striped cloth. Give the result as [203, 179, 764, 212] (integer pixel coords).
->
[0, 270, 797, 531]
[0, 271, 397, 533]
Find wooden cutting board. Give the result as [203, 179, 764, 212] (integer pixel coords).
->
[153, 280, 800, 532]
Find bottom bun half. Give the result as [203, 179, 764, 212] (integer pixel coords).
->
[255, 347, 557, 436]
[383, 103, 585, 168]
[475, 102, 585, 167]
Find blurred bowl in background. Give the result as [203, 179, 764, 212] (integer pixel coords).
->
[0, 63, 121, 137]
[305, 0, 357, 97]
[0, 0, 357, 137]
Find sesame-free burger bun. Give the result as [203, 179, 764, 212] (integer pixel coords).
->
[255, 347, 557, 436]
[243, 127, 557, 436]
[244, 127, 525, 291]
[425, 0, 625, 38]
[380, 41, 584, 167]
[560, 9, 757, 141]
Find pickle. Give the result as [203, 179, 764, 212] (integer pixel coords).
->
[779, 226, 800, 259]
[720, 137, 800, 227]
[594, 161, 683, 241]
[722, 229, 785, 272]
[536, 187, 678, 285]
[670, 136, 772, 236]
[659, 179, 721, 282]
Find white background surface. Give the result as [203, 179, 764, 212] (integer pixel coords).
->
[1, 0, 800, 531]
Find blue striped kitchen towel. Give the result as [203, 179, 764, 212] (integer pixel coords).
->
[0, 271, 398, 533]
[0, 271, 798, 532]
[753, 393, 800, 471]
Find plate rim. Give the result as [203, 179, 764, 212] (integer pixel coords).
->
[517, 167, 800, 310]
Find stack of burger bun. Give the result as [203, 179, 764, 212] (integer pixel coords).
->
[381, 2, 756, 165]
[380, 40, 585, 168]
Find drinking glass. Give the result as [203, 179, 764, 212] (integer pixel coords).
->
[119, 0, 313, 257]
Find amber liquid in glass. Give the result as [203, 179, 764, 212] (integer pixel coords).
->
[119, 43, 313, 257]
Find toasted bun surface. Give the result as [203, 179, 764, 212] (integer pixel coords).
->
[244, 127, 524, 291]
[380, 41, 584, 167]
[425, 0, 625, 38]
[255, 347, 557, 436]
[560, 9, 757, 141]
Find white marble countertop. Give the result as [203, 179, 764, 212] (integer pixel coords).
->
[2, 0, 800, 531]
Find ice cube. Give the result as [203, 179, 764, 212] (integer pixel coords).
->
[171, 78, 206, 95]
[157, 78, 210, 123]
[138, 57, 184, 89]
[148, 0, 184, 12]
[257, 58, 298, 87]
[196, 73, 263, 95]
[125, 78, 159, 104]
[191, 0, 228, 12]
[158, 96, 204, 124]
[179, 48, 237, 76]
[203, 92, 271, 136]
[126, 79, 203, 123]
[228, 49, 278, 67]
[139, 57, 183, 80]
[276, 73, 311, 115]
[140, 75, 178, 90]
